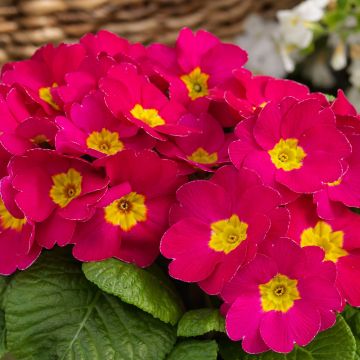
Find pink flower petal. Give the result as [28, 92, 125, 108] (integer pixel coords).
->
[260, 311, 294, 353]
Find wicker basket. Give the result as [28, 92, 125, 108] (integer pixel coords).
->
[0, 0, 300, 65]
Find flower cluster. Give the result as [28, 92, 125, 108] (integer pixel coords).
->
[0, 28, 359, 354]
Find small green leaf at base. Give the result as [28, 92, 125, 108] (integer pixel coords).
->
[342, 306, 360, 360]
[82, 258, 184, 325]
[177, 308, 225, 337]
[219, 315, 356, 360]
[167, 340, 218, 360]
[4, 251, 176, 360]
[0, 310, 5, 358]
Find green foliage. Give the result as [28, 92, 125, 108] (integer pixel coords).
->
[82, 258, 184, 325]
[177, 308, 225, 337]
[167, 340, 218, 360]
[0, 277, 9, 309]
[0, 310, 5, 358]
[343, 306, 360, 360]
[219, 316, 356, 360]
[4, 251, 176, 360]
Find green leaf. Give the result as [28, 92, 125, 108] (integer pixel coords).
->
[177, 308, 225, 337]
[0, 277, 9, 309]
[4, 251, 176, 360]
[342, 306, 360, 360]
[323, 10, 348, 30]
[82, 258, 184, 325]
[0, 310, 6, 358]
[324, 93, 336, 102]
[167, 340, 218, 360]
[219, 316, 355, 360]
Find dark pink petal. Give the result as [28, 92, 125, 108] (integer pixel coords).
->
[202, 43, 247, 86]
[300, 125, 351, 158]
[13, 165, 54, 222]
[176, 28, 219, 72]
[72, 209, 121, 262]
[221, 254, 277, 303]
[176, 180, 231, 223]
[281, 99, 334, 139]
[225, 295, 263, 341]
[298, 277, 342, 311]
[286, 300, 321, 347]
[253, 102, 282, 150]
[211, 166, 261, 203]
[161, 217, 220, 282]
[235, 185, 281, 220]
[337, 254, 360, 307]
[35, 212, 76, 249]
[260, 312, 294, 353]
[332, 89, 357, 116]
[0, 176, 24, 219]
[263, 238, 305, 279]
[319, 310, 336, 331]
[264, 207, 290, 242]
[80, 30, 130, 57]
[314, 189, 344, 220]
[302, 246, 336, 282]
[0, 227, 40, 275]
[119, 195, 174, 267]
[276, 152, 343, 193]
[265, 78, 309, 101]
[102, 149, 183, 198]
[199, 241, 249, 295]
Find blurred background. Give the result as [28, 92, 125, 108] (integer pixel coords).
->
[0, 0, 300, 65]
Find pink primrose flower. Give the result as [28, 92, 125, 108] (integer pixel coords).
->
[1, 43, 86, 114]
[71, 149, 184, 266]
[229, 98, 351, 201]
[147, 28, 247, 113]
[287, 195, 360, 307]
[56, 90, 155, 158]
[8, 149, 109, 249]
[100, 63, 193, 140]
[222, 238, 341, 353]
[161, 165, 283, 294]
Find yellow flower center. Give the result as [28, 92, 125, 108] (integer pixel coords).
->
[31, 134, 49, 146]
[130, 104, 165, 128]
[268, 138, 306, 171]
[86, 128, 124, 155]
[187, 147, 218, 164]
[259, 101, 267, 108]
[104, 192, 147, 232]
[0, 199, 26, 232]
[259, 274, 301, 313]
[327, 178, 342, 187]
[49, 168, 82, 208]
[209, 214, 248, 254]
[39, 82, 60, 110]
[180, 67, 209, 101]
[300, 221, 348, 263]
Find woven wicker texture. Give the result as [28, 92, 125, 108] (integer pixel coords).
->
[0, 0, 300, 64]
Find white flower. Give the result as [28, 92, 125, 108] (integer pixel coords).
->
[349, 59, 360, 88]
[235, 15, 286, 77]
[278, 43, 298, 73]
[329, 34, 347, 71]
[277, 0, 328, 49]
[346, 86, 360, 112]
